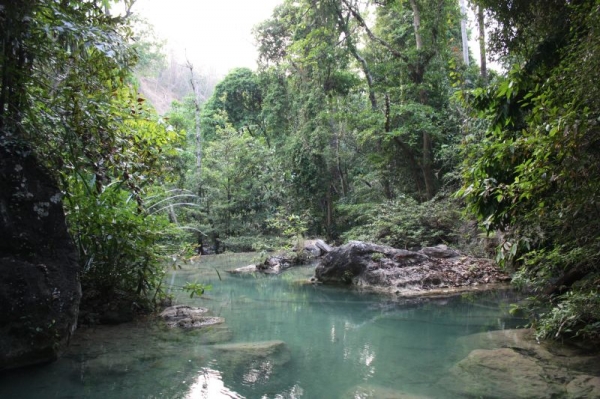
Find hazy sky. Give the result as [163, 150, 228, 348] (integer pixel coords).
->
[132, 0, 489, 77]
[134, 0, 283, 76]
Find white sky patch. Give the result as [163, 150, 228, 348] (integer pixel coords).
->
[134, 0, 283, 76]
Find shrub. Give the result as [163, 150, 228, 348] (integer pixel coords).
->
[65, 176, 172, 309]
[341, 196, 461, 249]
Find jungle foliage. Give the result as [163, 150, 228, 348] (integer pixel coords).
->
[0, 0, 185, 313]
[172, 0, 600, 339]
[459, 0, 600, 339]
[3, 0, 599, 339]
[172, 0, 471, 255]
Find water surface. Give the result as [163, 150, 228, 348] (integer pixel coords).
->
[0, 253, 525, 398]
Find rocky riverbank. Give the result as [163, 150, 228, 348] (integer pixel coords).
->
[227, 239, 332, 275]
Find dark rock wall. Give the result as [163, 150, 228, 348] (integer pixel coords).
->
[0, 144, 81, 370]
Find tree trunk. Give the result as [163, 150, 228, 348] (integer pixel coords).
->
[334, 124, 348, 197]
[341, 0, 408, 62]
[386, 95, 424, 198]
[326, 186, 333, 241]
[478, 5, 488, 81]
[459, 0, 470, 65]
[410, 0, 436, 200]
[334, 6, 378, 110]
[410, 0, 423, 51]
[421, 125, 435, 200]
[187, 61, 202, 171]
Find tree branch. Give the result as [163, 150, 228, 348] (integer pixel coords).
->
[333, 3, 377, 109]
[340, 0, 408, 62]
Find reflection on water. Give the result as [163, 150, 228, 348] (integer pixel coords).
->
[186, 368, 243, 399]
[0, 253, 526, 398]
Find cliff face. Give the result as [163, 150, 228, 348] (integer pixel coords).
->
[0, 143, 81, 370]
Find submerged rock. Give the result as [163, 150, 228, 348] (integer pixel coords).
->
[83, 352, 153, 377]
[210, 340, 291, 382]
[313, 241, 509, 296]
[444, 329, 600, 399]
[227, 264, 258, 274]
[345, 384, 433, 399]
[456, 329, 600, 374]
[211, 340, 291, 366]
[454, 328, 544, 358]
[186, 324, 234, 345]
[440, 347, 563, 399]
[567, 375, 600, 398]
[160, 305, 224, 329]
[0, 144, 81, 370]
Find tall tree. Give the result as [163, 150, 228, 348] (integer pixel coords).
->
[476, 4, 487, 81]
[344, 0, 462, 200]
[256, 0, 373, 239]
[201, 68, 263, 141]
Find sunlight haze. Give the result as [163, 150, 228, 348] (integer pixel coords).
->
[135, 0, 283, 76]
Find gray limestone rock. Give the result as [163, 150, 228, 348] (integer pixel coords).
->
[299, 239, 333, 257]
[420, 244, 459, 258]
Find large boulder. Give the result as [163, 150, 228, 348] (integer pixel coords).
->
[314, 241, 510, 296]
[0, 144, 81, 370]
